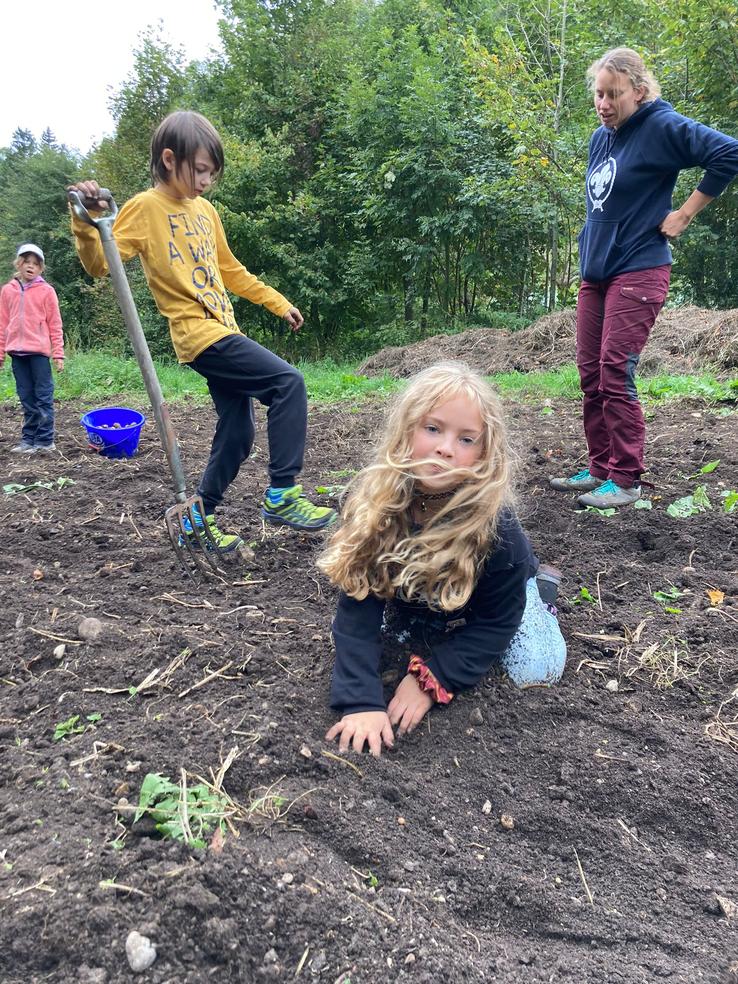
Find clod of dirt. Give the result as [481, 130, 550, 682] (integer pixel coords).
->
[469, 707, 484, 725]
[236, 543, 256, 563]
[77, 617, 103, 642]
[125, 930, 157, 972]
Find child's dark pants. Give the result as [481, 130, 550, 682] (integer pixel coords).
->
[187, 334, 307, 514]
[11, 354, 55, 446]
[576, 265, 670, 488]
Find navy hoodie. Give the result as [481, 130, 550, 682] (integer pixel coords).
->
[579, 98, 738, 283]
[329, 510, 538, 715]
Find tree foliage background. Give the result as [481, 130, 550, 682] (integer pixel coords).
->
[1, 0, 737, 361]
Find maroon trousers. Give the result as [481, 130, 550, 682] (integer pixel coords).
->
[576, 265, 670, 488]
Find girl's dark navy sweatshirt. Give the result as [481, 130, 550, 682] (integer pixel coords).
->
[579, 98, 738, 283]
[330, 510, 537, 715]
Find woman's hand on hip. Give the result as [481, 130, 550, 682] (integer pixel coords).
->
[387, 674, 434, 734]
[659, 209, 691, 240]
[325, 710, 395, 757]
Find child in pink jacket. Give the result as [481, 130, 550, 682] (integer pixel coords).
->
[0, 244, 64, 453]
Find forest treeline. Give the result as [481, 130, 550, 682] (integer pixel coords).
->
[2, 0, 738, 361]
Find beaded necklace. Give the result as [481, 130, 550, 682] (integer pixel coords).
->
[414, 488, 456, 513]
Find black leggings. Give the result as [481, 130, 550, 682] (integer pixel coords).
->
[187, 333, 307, 513]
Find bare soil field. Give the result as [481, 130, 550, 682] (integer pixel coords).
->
[1, 389, 737, 984]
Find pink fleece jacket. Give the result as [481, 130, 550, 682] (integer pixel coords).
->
[0, 276, 64, 361]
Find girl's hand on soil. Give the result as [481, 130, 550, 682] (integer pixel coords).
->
[659, 209, 691, 240]
[387, 674, 434, 735]
[325, 711, 394, 758]
[68, 180, 109, 211]
[53, 359, 64, 372]
[283, 306, 304, 332]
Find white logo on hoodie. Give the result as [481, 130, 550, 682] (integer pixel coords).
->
[588, 156, 617, 212]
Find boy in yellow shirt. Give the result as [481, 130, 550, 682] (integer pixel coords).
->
[70, 111, 335, 550]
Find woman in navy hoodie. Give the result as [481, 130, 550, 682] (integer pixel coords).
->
[550, 47, 738, 508]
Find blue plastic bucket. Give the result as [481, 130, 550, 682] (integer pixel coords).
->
[81, 407, 146, 459]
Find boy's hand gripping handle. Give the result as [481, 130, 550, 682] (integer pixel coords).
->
[67, 188, 117, 224]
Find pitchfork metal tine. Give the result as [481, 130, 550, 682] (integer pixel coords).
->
[165, 499, 227, 578]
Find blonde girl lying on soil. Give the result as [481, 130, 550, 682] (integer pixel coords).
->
[318, 362, 566, 757]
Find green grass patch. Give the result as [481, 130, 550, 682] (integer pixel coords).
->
[493, 365, 582, 401]
[1, 354, 735, 408]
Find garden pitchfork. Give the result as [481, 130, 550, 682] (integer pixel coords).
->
[68, 188, 226, 576]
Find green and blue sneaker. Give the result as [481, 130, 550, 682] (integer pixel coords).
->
[179, 506, 243, 553]
[262, 484, 337, 531]
[549, 468, 601, 493]
[578, 480, 641, 509]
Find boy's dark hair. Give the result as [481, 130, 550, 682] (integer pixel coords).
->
[150, 111, 225, 187]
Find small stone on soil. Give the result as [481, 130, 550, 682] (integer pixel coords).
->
[125, 930, 157, 972]
[77, 617, 103, 642]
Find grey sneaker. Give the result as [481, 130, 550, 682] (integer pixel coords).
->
[549, 468, 601, 492]
[578, 480, 641, 508]
[34, 443, 56, 453]
[10, 442, 36, 454]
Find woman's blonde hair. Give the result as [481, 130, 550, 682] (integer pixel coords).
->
[317, 361, 515, 612]
[586, 47, 661, 101]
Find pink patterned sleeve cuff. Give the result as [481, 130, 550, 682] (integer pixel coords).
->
[408, 655, 454, 705]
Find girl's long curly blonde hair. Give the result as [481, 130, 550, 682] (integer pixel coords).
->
[318, 362, 515, 612]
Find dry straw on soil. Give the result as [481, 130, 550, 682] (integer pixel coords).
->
[358, 305, 738, 378]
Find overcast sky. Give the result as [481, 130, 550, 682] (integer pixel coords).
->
[2, 0, 224, 153]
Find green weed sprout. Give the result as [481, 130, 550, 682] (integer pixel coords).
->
[572, 587, 596, 605]
[653, 585, 684, 615]
[666, 484, 712, 518]
[133, 772, 229, 849]
[53, 713, 101, 741]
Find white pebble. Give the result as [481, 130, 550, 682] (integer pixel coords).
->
[605, 679, 619, 692]
[125, 930, 157, 973]
[482, 799, 492, 814]
[53, 644, 66, 659]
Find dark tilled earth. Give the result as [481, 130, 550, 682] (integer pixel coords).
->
[1, 393, 737, 984]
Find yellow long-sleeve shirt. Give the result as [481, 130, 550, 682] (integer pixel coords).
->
[71, 187, 292, 363]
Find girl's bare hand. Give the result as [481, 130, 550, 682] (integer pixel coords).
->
[387, 674, 434, 734]
[325, 710, 394, 758]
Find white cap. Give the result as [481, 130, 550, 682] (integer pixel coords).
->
[17, 243, 45, 264]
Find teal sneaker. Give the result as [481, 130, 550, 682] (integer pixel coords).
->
[578, 480, 641, 508]
[262, 484, 337, 531]
[549, 468, 601, 493]
[179, 506, 243, 553]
